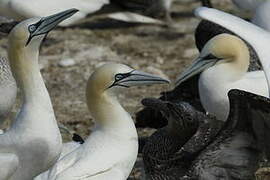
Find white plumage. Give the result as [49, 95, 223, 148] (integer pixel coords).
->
[0, 9, 78, 179]
[194, 7, 270, 92]
[177, 33, 268, 121]
[36, 63, 169, 180]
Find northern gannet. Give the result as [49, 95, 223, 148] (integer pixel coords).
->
[0, 0, 109, 26]
[0, 9, 78, 180]
[142, 89, 269, 180]
[135, 19, 262, 128]
[35, 63, 170, 180]
[176, 33, 268, 121]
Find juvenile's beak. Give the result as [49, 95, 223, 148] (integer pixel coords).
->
[117, 70, 170, 87]
[27, 8, 78, 44]
[176, 56, 218, 86]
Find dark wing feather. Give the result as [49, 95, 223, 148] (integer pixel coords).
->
[228, 89, 270, 159]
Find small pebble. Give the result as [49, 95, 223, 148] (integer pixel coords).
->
[58, 58, 76, 67]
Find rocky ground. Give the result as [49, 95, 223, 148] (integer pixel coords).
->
[0, 0, 255, 179]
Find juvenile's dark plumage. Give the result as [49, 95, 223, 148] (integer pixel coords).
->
[142, 89, 270, 180]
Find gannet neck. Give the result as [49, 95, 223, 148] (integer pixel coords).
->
[7, 36, 58, 134]
[86, 89, 136, 135]
[8, 42, 46, 102]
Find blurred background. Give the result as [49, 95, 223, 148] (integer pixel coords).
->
[0, 0, 254, 179]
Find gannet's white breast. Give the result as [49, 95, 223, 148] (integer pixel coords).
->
[45, 128, 138, 180]
[199, 69, 268, 121]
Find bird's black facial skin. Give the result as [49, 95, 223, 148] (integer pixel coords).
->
[108, 71, 134, 89]
[26, 20, 43, 46]
[203, 54, 219, 60]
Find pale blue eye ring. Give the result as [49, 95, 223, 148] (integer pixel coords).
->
[115, 74, 124, 81]
[28, 25, 36, 32]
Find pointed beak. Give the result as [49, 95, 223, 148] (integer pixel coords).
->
[117, 70, 170, 87]
[32, 8, 78, 37]
[175, 56, 218, 86]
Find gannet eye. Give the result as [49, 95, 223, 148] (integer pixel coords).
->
[28, 25, 37, 33]
[115, 74, 125, 81]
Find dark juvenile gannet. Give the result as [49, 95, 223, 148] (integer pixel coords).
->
[176, 33, 268, 121]
[35, 63, 169, 180]
[142, 89, 270, 180]
[0, 9, 78, 180]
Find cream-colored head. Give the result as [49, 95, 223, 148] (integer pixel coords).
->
[86, 63, 170, 111]
[7, 9, 78, 87]
[176, 33, 250, 85]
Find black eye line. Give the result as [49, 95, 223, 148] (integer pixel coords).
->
[202, 53, 222, 61]
[26, 19, 44, 46]
[107, 70, 134, 89]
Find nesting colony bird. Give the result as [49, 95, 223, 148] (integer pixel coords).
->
[141, 97, 222, 180]
[0, 57, 16, 125]
[0, 0, 109, 26]
[35, 63, 169, 180]
[0, 9, 78, 180]
[176, 33, 268, 121]
[142, 89, 269, 180]
[192, 7, 270, 117]
[135, 19, 262, 129]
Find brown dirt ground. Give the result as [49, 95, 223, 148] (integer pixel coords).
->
[0, 0, 252, 179]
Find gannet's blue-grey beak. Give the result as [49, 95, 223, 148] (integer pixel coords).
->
[26, 8, 79, 45]
[109, 70, 170, 88]
[176, 54, 220, 86]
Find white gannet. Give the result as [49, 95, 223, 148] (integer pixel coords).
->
[0, 56, 16, 124]
[176, 33, 268, 121]
[0, 0, 109, 26]
[194, 7, 270, 94]
[0, 9, 78, 180]
[35, 63, 170, 180]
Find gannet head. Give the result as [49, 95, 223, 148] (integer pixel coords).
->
[87, 63, 170, 100]
[176, 33, 249, 85]
[8, 8, 78, 49]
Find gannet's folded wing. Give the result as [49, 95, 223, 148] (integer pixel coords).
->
[195, 7, 270, 94]
[0, 153, 19, 179]
[227, 89, 270, 158]
[35, 142, 81, 180]
[46, 148, 82, 180]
